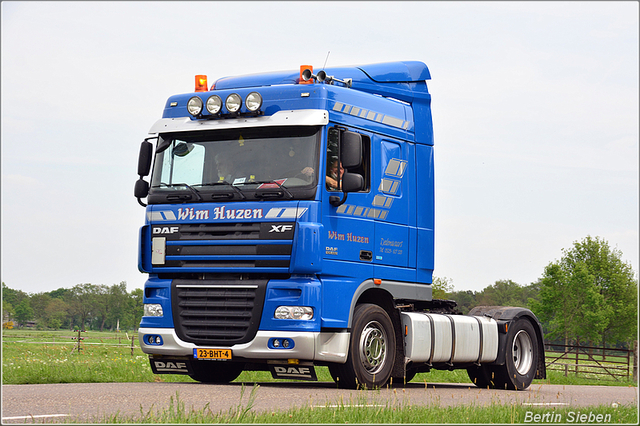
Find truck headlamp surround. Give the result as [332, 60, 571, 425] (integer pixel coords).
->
[274, 306, 314, 320]
[225, 93, 242, 113]
[245, 92, 262, 112]
[206, 95, 222, 114]
[187, 96, 203, 116]
[144, 303, 164, 317]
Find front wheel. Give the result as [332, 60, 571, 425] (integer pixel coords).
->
[329, 303, 396, 389]
[492, 318, 539, 390]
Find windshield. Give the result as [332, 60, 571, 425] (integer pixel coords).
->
[148, 126, 320, 204]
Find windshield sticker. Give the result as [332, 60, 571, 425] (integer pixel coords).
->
[148, 206, 308, 222]
[257, 179, 287, 189]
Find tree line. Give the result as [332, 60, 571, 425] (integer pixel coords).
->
[2, 236, 637, 348]
[431, 236, 637, 349]
[2, 282, 143, 332]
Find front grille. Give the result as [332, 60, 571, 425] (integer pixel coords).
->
[152, 222, 294, 271]
[172, 279, 267, 345]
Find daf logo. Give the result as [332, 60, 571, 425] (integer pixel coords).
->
[153, 361, 188, 372]
[153, 226, 179, 234]
[269, 224, 294, 233]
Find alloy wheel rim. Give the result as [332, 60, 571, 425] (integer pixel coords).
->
[360, 320, 387, 375]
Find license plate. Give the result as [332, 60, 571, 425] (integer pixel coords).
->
[193, 348, 232, 360]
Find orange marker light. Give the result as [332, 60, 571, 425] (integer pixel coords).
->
[374, 279, 382, 285]
[299, 65, 313, 84]
[195, 75, 208, 92]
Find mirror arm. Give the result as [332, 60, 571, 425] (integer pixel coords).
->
[137, 198, 147, 207]
[329, 193, 348, 207]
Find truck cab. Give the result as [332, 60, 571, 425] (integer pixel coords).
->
[135, 62, 545, 389]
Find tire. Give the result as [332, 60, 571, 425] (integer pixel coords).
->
[467, 364, 496, 389]
[493, 318, 539, 390]
[329, 303, 396, 389]
[189, 361, 244, 383]
[392, 366, 417, 386]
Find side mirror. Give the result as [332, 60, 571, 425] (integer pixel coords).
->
[136, 138, 155, 207]
[134, 179, 149, 199]
[341, 172, 364, 193]
[330, 172, 364, 207]
[340, 131, 362, 169]
[138, 141, 153, 177]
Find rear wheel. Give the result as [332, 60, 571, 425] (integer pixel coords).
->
[189, 361, 244, 383]
[467, 364, 496, 388]
[492, 318, 538, 390]
[329, 304, 396, 389]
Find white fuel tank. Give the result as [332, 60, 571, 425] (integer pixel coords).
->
[401, 312, 498, 364]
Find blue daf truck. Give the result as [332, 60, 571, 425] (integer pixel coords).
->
[134, 61, 545, 389]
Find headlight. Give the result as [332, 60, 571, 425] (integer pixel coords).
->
[187, 96, 203, 116]
[206, 95, 222, 114]
[274, 306, 314, 320]
[144, 303, 163, 317]
[225, 93, 242, 113]
[245, 92, 262, 112]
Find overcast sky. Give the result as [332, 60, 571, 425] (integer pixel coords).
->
[2, 1, 638, 295]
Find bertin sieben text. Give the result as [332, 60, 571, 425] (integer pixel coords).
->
[525, 411, 612, 423]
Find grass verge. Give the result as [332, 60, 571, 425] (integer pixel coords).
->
[2, 330, 637, 387]
[91, 386, 638, 424]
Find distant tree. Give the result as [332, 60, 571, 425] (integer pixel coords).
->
[475, 279, 523, 307]
[30, 293, 52, 327]
[531, 236, 636, 347]
[106, 282, 129, 331]
[48, 287, 70, 300]
[432, 276, 454, 299]
[2, 282, 28, 308]
[14, 299, 34, 327]
[474, 279, 540, 310]
[3, 300, 15, 322]
[66, 283, 98, 330]
[562, 236, 637, 346]
[448, 290, 477, 315]
[129, 288, 144, 331]
[44, 298, 69, 329]
[91, 285, 111, 331]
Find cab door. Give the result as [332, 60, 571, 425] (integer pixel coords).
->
[372, 138, 412, 280]
[321, 126, 375, 276]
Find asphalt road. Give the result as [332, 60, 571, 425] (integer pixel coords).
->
[2, 381, 637, 423]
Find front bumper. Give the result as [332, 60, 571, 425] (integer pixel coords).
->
[139, 327, 349, 363]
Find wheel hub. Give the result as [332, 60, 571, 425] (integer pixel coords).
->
[360, 320, 387, 374]
[512, 329, 533, 375]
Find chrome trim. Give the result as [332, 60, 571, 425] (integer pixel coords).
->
[148, 109, 329, 134]
[139, 328, 349, 363]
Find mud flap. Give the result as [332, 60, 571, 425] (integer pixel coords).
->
[269, 362, 317, 381]
[150, 358, 193, 375]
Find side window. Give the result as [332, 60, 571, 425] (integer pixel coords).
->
[161, 141, 205, 185]
[326, 128, 340, 191]
[325, 128, 370, 192]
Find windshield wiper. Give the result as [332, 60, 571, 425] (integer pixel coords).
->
[196, 181, 247, 200]
[153, 183, 203, 201]
[251, 180, 294, 199]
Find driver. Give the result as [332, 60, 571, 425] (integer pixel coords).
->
[215, 151, 249, 184]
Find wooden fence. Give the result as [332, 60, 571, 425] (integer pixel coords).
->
[544, 342, 637, 382]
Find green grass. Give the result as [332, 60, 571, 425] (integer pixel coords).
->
[2, 329, 637, 387]
[4, 330, 638, 424]
[92, 386, 638, 424]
